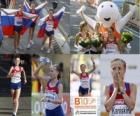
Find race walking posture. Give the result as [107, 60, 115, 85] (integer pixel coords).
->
[7, 57, 27, 116]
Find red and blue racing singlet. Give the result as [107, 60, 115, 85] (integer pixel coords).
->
[45, 80, 61, 110]
[80, 73, 89, 88]
[109, 82, 134, 116]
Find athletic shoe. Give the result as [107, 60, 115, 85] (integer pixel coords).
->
[12, 112, 16, 116]
[41, 46, 45, 51]
[30, 40, 34, 45]
[15, 49, 19, 53]
[47, 49, 51, 53]
[27, 44, 31, 49]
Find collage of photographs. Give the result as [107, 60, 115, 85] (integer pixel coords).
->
[0, 0, 140, 116]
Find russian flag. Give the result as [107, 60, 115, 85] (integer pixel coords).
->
[35, 1, 48, 14]
[0, 14, 3, 42]
[1, 9, 16, 36]
[23, 0, 30, 13]
[37, 7, 65, 38]
[53, 7, 65, 28]
[23, 0, 47, 15]
[1, 9, 37, 36]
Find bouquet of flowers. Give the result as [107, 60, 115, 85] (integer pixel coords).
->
[121, 31, 133, 44]
[118, 31, 133, 52]
[91, 34, 102, 48]
[78, 38, 92, 48]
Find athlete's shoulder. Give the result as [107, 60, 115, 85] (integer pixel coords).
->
[58, 82, 63, 90]
[130, 83, 137, 90]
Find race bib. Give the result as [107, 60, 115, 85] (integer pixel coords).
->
[45, 91, 60, 110]
[111, 100, 132, 116]
[81, 78, 89, 88]
[46, 21, 54, 31]
[46, 92, 58, 101]
[11, 73, 21, 83]
[105, 43, 118, 54]
[15, 17, 23, 26]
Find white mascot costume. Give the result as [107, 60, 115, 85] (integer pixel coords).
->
[77, 1, 136, 54]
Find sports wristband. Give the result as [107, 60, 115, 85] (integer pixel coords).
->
[120, 89, 125, 95]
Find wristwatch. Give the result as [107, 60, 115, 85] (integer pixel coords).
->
[120, 88, 126, 95]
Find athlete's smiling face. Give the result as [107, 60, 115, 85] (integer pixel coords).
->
[31, 3, 36, 9]
[111, 60, 126, 85]
[80, 64, 86, 73]
[49, 66, 59, 80]
[48, 10, 54, 18]
[18, 5, 23, 12]
[15, 57, 21, 66]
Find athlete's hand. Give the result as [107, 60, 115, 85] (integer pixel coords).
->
[24, 80, 27, 84]
[113, 72, 119, 89]
[91, 56, 95, 62]
[118, 77, 123, 92]
[40, 97, 45, 102]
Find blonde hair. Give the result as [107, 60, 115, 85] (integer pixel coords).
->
[111, 58, 126, 69]
[80, 21, 87, 31]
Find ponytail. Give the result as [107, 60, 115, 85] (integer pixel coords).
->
[55, 62, 63, 80]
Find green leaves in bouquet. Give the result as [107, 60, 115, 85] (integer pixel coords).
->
[121, 31, 133, 44]
[79, 39, 92, 48]
[91, 35, 102, 48]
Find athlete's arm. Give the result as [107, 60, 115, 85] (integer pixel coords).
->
[75, 33, 80, 46]
[22, 67, 27, 84]
[35, 1, 47, 12]
[50, 83, 63, 104]
[1, 9, 17, 15]
[7, 66, 13, 78]
[33, 64, 44, 79]
[23, 11, 37, 19]
[88, 57, 96, 74]
[120, 83, 137, 111]
[77, 6, 96, 30]
[104, 85, 118, 112]
[33, 64, 50, 81]
[71, 70, 80, 77]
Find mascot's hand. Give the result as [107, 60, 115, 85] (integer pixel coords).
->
[76, 5, 86, 15]
[130, 5, 137, 13]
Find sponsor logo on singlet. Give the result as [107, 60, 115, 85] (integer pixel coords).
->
[111, 99, 132, 116]
[45, 20, 54, 31]
[105, 43, 118, 54]
[80, 73, 89, 88]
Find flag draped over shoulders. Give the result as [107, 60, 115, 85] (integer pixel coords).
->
[0, 12, 3, 41]
[23, 0, 47, 15]
[37, 7, 65, 38]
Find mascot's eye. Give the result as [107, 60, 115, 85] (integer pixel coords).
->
[110, 5, 113, 7]
[102, 5, 104, 8]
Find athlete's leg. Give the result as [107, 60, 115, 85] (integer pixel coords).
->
[41, 34, 48, 50]
[11, 89, 16, 115]
[17, 33, 21, 49]
[78, 86, 83, 97]
[27, 26, 35, 48]
[48, 36, 53, 49]
[13, 88, 21, 115]
[14, 32, 18, 50]
[30, 26, 35, 42]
